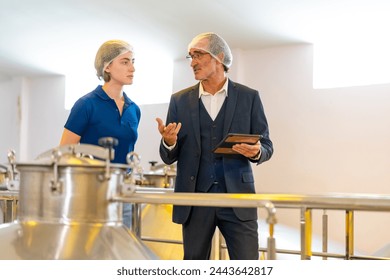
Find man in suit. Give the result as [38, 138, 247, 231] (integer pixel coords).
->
[156, 32, 273, 260]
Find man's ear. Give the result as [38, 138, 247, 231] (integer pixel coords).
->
[217, 52, 225, 63]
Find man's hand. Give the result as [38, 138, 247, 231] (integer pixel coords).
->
[156, 117, 182, 146]
[232, 141, 262, 158]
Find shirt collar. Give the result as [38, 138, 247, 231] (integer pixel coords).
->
[96, 85, 133, 105]
[199, 79, 229, 98]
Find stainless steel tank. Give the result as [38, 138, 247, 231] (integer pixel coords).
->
[141, 161, 176, 188]
[132, 161, 183, 259]
[0, 144, 158, 260]
[140, 202, 183, 260]
[0, 165, 7, 189]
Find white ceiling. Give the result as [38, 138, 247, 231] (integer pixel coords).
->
[1, 0, 390, 80]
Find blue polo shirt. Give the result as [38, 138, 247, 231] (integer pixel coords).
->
[64, 85, 140, 164]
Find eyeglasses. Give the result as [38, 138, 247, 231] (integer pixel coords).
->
[185, 51, 210, 61]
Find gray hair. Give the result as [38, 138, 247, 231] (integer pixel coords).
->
[188, 32, 233, 70]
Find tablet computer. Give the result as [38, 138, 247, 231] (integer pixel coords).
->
[212, 133, 262, 154]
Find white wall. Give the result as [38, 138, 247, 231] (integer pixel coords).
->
[0, 77, 22, 163]
[1, 44, 390, 255]
[135, 103, 169, 170]
[240, 44, 390, 255]
[242, 44, 390, 194]
[135, 58, 196, 171]
[24, 76, 68, 160]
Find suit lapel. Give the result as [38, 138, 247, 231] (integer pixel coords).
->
[188, 85, 201, 150]
[223, 80, 238, 135]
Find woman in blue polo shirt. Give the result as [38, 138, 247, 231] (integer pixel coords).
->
[60, 40, 140, 228]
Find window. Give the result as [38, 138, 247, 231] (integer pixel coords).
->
[313, 40, 390, 89]
[65, 48, 173, 109]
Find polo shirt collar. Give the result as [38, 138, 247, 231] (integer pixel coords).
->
[96, 85, 133, 105]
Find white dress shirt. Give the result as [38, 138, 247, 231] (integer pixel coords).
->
[199, 79, 228, 120]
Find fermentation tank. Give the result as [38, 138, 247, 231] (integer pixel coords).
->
[130, 160, 183, 259]
[0, 143, 157, 260]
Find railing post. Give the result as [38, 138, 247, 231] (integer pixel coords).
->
[0, 201, 4, 223]
[267, 223, 276, 260]
[265, 202, 277, 260]
[0, 198, 17, 224]
[322, 210, 328, 260]
[211, 229, 221, 260]
[345, 210, 354, 259]
[300, 207, 312, 260]
[131, 203, 142, 237]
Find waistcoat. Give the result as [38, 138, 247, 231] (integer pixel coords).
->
[195, 99, 227, 193]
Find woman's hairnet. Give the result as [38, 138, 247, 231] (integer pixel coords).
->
[188, 32, 232, 69]
[95, 40, 133, 80]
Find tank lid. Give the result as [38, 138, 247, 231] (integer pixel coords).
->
[16, 144, 127, 168]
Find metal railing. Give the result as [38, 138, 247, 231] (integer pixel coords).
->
[0, 190, 18, 224]
[115, 189, 390, 260]
[114, 187, 278, 260]
[257, 193, 390, 260]
[3, 189, 390, 260]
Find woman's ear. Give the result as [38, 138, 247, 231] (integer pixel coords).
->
[104, 64, 111, 73]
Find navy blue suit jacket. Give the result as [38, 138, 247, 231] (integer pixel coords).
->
[160, 79, 273, 224]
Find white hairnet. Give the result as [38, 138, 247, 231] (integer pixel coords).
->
[95, 40, 133, 80]
[188, 32, 233, 69]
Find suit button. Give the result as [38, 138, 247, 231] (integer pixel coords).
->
[190, 176, 195, 181]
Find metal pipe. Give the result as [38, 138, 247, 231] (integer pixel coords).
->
[131, 203, 142, 238]
[142, 236, 182, 245]
[267, 236, 276, 260]
[0, 191, 18, 223]
[211, 229, 221, 260]
[113, 192, 274, 209]
[115, 189, 390, 212]
[345, 210, 354, 260]
[264, 202, 277, 260]
[322, 210, 328, 260]
[300, 207, 312, 260]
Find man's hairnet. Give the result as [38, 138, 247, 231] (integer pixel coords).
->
[188, 32, 233, 69]
[95, 40, 133, 80]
